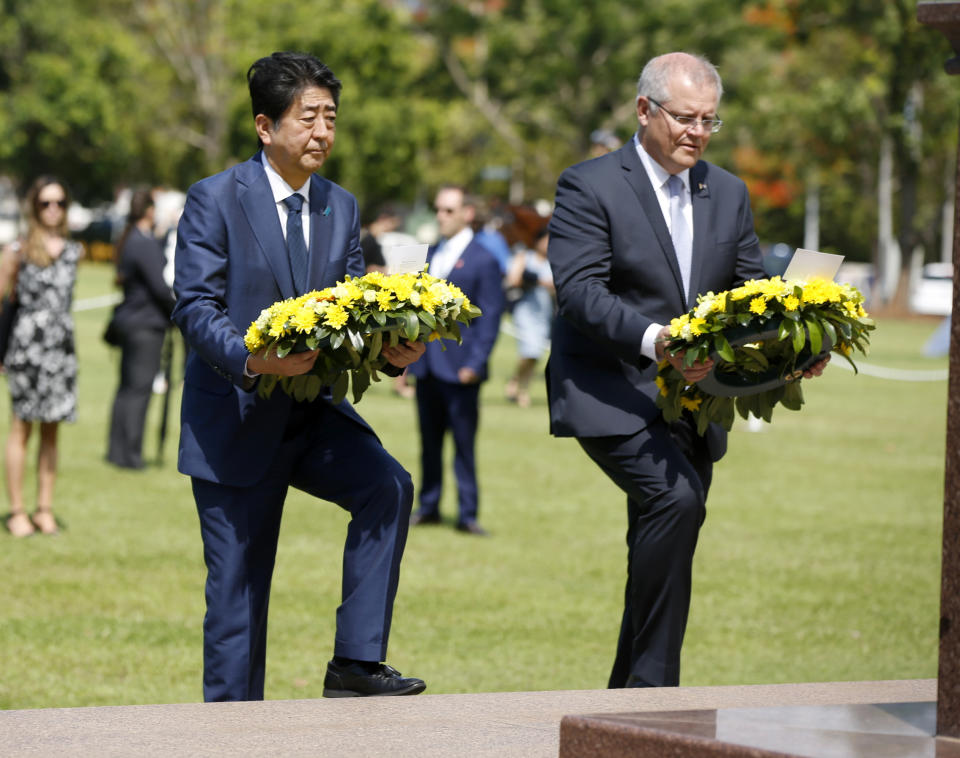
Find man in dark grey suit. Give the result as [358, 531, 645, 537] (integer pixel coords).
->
[547, 52, 824, 688]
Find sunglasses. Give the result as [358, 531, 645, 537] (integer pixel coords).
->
[38, 199, 67, 209]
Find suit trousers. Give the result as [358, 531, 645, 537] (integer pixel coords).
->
[107, 327, 166, 469]
[414, 375, 480, 524]
[578, 415, 713, 688]
[192, 400, 414, 702]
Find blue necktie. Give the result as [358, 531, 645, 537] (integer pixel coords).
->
[283, 193, 309, 293]
[668, 174, 692, 306]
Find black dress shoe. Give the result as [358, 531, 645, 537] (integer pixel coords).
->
[455, 520, 489, 536]
[410, 511, 441, 526]
[323, 659, 426, 698]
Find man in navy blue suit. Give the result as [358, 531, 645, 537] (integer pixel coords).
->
[408, 186, 505, 536]
[172, 52, 426, 701]
[547, 52, 826, 688]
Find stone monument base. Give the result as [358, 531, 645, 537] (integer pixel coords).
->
[560, 701, 960, 757]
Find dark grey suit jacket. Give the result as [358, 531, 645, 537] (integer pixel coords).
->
[546, 142, 765, 458]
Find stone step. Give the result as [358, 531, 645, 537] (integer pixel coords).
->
[0, 680, 934, 757]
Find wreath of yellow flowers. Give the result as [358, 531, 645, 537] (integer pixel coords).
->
[656, 276, 875, 434]
[245, 270, 482, 404]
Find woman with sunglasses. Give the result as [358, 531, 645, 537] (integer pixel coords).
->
[0, 176, 82, 537]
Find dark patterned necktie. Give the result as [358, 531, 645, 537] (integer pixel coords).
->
[283, 193, 309, 293]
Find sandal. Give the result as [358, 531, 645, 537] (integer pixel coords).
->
[6, 511, 36, 538]
[31, 508, 59, 536]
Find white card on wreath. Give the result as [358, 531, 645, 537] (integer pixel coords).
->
[385, 244, 428, 274]
[783, 248, 845, 282]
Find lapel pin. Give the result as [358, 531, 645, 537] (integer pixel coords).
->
[322, 206, 331, 216]
[698, 182, 707, 192]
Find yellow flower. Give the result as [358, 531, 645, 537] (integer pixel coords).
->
[669, 314, 690, 338]
[655, 375, 669, 397]
[244, 323, 264, 353]
[427, 330, 441, 342]
[680, 394, 702, 411]
[419, 289, 441, 314]
[783, 295, 800, 311]
[690, 317, 707, 336]
[291, 306, 319, 333]
[323, 304, 349, 330]
[749, 296, 767, 315]
[376, 289, 395, 311]
[392, 281, 414, 302]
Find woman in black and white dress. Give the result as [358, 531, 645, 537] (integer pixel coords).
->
[0, 176, 81, 537]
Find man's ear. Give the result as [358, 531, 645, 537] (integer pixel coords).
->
[636, 96, 651, 128]
[254, 114, 274, 145]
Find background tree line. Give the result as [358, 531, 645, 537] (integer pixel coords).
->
[0, 0, 956, 300]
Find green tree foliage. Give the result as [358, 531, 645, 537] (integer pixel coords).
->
[0, 0, 955, 279]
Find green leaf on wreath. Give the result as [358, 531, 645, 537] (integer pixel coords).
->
[778, 319, 792, 342]
[372, 309, 387, 326]
[331, 371, 349, 404]
[820, 317, 837, 346]
[403, 310, 420, 342]
[805, 317, 823, 355]
[781, 379, 804, 410]
[351, 367, 371, 403]
[330, 330, 345, 350]
[348, 328, 365, 353]
[418, 310, 437, 329]
[258, 373, 279, 399]
[790, 319, 805, 353]
[368, 330, 383, 361]
[739, 345, 769, 369]
[344, 339, 362, 366]
[735, 395, 750, 421]
[275, 340, 292, 358]
[714, 332, 735, 362]
[303, 375, 322, 402]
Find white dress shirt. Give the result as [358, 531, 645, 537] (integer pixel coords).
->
[430, 226, 473, 280]
[244, 156, 313, 379]
[634, 134, 693, 362]
[261, 153, 311, 248]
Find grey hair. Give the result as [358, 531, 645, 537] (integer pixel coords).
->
[636, 53, 723, 111]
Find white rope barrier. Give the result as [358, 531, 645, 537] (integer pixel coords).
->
[829, 358, 948, 382]
[73, 293, 121, 312]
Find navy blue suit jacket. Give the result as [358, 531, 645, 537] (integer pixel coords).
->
[408, 237, 504, 384]
[546, 144, 765, 455]
[172, 154, 371, 487]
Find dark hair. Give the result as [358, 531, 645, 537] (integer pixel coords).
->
[115, 188, 155, 282]
[247, 52, 342, 126]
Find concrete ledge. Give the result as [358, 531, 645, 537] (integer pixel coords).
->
[0, 680, 935, 757]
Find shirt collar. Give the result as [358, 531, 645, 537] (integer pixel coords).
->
[441, 226, 473, 252]
[633, 133, 690, 194]
[261, 153, 311, 205]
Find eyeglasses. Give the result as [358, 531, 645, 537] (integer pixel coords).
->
[647, 98, 723, 134]
[38, 199, 67, 209]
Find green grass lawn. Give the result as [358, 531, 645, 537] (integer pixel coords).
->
[0, 262, 948, 708]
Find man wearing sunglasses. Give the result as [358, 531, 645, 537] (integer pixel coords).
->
[546, 52, 821, 689]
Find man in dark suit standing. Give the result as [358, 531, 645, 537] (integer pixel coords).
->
[172, 52, 426, 701]
[408, 186, 504, 536]
[547, 52, 824, 688]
